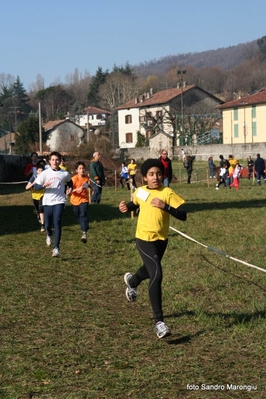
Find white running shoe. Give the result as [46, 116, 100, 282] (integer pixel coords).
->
[124, 272, 137, 302]
[81, 232, 87, 243]
[52, 248, 60, 258]
[46, 235, 52, 247]
[156, 321, 171, 339]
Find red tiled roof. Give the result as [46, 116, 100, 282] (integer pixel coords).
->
[43, 119, 66, 131]
[218, 88, 266, 109]
[43, 119, 84, 132]
[116, 86, 197, 110]
[84, 106, 111, 115]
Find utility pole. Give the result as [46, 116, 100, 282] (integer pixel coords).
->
[39, 102, 43, 154]
[177, 70, 187, 145]
[8, 106, 20, 132]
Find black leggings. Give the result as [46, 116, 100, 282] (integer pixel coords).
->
[130, 238, 168, 323]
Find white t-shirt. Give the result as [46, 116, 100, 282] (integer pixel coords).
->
[35, 168, 71, 205]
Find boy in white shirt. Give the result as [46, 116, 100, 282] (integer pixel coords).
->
[216, 164, 227, 190]
[34, 152, 73, 258]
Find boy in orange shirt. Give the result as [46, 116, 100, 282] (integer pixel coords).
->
[70, 161, 90, 243]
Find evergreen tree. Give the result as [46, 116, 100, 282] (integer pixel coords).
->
[16, 116, 41, 154]
[11, 76, 32, 124]
[87, 67, 108, 106]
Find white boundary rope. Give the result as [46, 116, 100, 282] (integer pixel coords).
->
[170, 226, 266, 274]
[0, 181, 27, 185]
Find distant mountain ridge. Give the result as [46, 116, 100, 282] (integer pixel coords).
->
[133, 40, 258, 78]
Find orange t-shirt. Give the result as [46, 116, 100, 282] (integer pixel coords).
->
[70, 174, 89, 206]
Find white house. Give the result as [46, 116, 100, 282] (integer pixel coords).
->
[116, 85, 223, 149]
[73, 106, 111, 129]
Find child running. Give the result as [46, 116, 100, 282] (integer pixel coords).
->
[229, 163, 242, 190]
[119, 158, 187, 339]
[215, 163, 227, 190]
[34, 151, 73, 258]
[70, 161, 90, 243]
[25, 162, 45, 232]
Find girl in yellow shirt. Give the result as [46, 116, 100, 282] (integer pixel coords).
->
[127, 158, 138, 188]
[119, 158, 187, 339]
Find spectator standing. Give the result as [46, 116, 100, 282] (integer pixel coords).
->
[34, 151, 73, 258]
[127, 158, 138, 189]
[247, 156, 254, 180]
[208, 156, 216, 179]
[254, 153, 266, 185]
[70, 161, 90, 243]
[181, 149, 186, 163]
[159, 149, 173, 187]
[89, 151, 106, 203]
[24, 152, 39, 179]
[186, 155, 195, 184]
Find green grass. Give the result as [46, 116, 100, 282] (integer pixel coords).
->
[1, 177, 266, 398]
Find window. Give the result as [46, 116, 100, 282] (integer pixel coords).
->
[234, 124, 239, 138]
[233, 108, 238, 121]
[70, 135, 74, 141]
[125, 114, 132, 124]
[252, 121, 257, 136]
[125, 133, 133, 143]
[146, 130, 153, 139]
[96, 114, 102, 120]
[252, 105, 256, 118]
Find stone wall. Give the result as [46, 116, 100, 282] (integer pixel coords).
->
[118, 143, 266, 162]
[0, 154, 29, 182]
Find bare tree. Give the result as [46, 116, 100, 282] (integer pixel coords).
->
[65, 68, 91, 106]
[98, 71, 139, 110]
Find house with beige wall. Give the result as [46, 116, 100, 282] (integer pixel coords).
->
[43, 119, 85, 152]
[218, 88, 266, 145]
[116, 85, 223, 150]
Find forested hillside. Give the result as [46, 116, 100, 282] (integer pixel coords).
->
[134, 40, 258, 78]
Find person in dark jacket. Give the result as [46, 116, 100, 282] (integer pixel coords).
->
[159, 149, 173, 187]
[89, 151, 106, 203]
[254, 153, 266, 185]
[247, 156, 254, 180]
[186, 155, 195, 184]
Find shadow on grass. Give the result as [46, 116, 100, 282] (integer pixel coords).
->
[166, 329, 206, 345]
[163, 308, 266, 346]
[0, 203, 123, 236]
[201, 254, 266, 293]
[186, 198, 266, 213]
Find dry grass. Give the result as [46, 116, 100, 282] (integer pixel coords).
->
[1, 173, 266, 398]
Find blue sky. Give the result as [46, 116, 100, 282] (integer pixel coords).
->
[1, 0, 265, 90]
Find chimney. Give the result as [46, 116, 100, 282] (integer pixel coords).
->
[135, 97, 138, 104]
[150, 88, 153, 95]
[183, 81, 186, 88]
[177, 82, 180, 89]
[147, 92, 150, 99]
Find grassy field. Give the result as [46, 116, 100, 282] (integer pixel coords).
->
[1, 172, 266, 399]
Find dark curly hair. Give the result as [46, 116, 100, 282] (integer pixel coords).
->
[140, 158, 164, 177]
